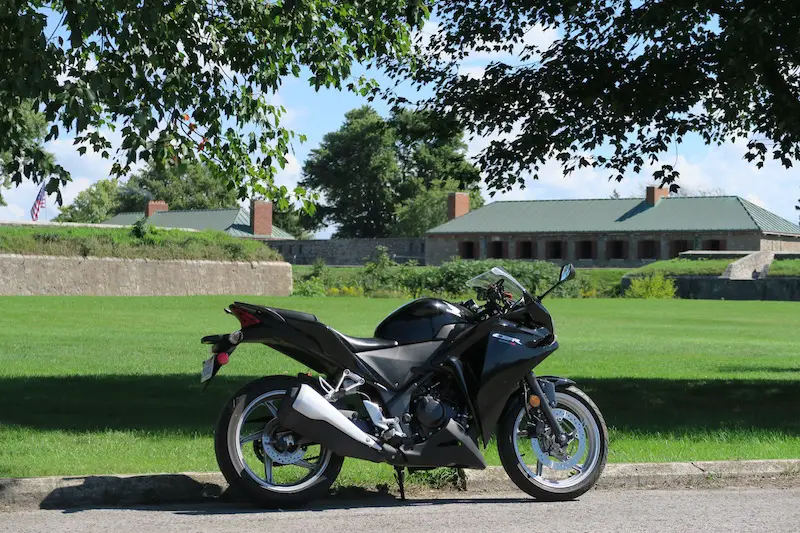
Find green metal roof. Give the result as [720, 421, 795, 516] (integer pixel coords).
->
[101, 207, 295, 239]
[427, 196, 800, 235]
[737, 197, 800, 234]
[102, 212, 143, 226]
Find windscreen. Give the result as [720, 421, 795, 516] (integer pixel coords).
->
[466, 266, 528, 302]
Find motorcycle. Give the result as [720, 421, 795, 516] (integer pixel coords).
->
[201, 264, 607, 506]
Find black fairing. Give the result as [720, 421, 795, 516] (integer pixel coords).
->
[374, 298, 475, 345]
[474, 323, 558, 444]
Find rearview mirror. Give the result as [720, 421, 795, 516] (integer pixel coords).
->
[559, 263, 576, 283]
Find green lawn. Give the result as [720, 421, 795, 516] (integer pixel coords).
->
[769, 259, 800, 276]
[1, 296, 799, 484]
[629, 258, 732, 276]
[0, 224, 282, 262]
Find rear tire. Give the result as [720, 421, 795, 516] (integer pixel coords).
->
[215, 376, 344, 508]
[497, 385, 608, 501]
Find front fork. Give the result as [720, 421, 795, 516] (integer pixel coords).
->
[524, 373, 568, 445]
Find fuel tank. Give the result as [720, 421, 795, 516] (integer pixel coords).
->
[374, 298, 475, 345]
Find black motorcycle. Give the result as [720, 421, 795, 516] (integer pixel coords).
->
[201, 264, 607, 506]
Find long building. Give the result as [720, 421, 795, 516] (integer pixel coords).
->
[424, 187, 800, 266]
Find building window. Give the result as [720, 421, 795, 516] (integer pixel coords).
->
[408, 242, 415, 253]
[488, 241, 505, 259]
[671, 239, 691, 258]
[276, 245, 282, 254]
[608, 240, 626, 260]
[638, 240, 659, 259]
[297, 245, 303, 254]
[420, 242, 425, 254]
[703, 239, 725, 251]
[459, 241, 476, 259]
[518, 241, 534, 259]
[577, 240, 594, 260]
[546, 241, 563, 260]
[288, 245, 293, 254]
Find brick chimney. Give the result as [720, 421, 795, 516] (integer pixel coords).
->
[645, 186, 669, 206]
[145, 200, 168, 217]
[447, 192, 470, 220]
[250, 200, 273, 236]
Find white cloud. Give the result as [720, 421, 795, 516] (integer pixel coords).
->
[745, 194, 765, 207]
[6, 204, 24, 218]
[274, 152, 301, 191]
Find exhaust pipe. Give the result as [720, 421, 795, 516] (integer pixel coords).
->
[278, 384, 389, 462]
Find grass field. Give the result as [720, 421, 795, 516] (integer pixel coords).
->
[769, 259, 800, 276]
[1, 296, 798, 486]
[629, 258, 732, 276]
[0, 224, 281, 262]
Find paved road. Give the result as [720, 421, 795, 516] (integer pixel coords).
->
[3, 488, 799, 533]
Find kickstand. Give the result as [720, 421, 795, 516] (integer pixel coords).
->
[394, 466, 406, 501]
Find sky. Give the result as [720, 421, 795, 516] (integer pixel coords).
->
[2, 21, 799, 235]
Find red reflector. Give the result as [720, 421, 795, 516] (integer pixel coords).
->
[216, 352, 230, 365]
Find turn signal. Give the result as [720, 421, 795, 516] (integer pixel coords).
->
[216, 352, 230, 365]
[529, 395, 541, 408]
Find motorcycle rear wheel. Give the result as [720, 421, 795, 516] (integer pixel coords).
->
[497, 385, 608, 501]
[215, 375, 344, 507]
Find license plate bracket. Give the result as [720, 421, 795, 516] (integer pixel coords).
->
[200, 356, 216, 383]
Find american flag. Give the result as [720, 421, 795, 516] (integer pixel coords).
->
[30, 182, 47, 222]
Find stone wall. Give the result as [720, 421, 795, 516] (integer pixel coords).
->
[761, 235, 800, 252]
[267, 238, 425, 265]
[425, 231, 765, 266]
[621, 275, 800, 301]
[0, 254, 292, 296]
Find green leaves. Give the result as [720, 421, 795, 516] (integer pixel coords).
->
[2, 0, 428, 205]
[386, 0, 800, 192]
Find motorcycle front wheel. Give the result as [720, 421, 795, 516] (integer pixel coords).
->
[215, 375, 344, 507]
[497, 385, 608, 501]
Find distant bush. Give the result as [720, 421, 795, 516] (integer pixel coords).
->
[326, 285, 364, 297]
[577, 269, 628, 298]
[294, 277, 326, 297]
[295, 258, 582, 298]
[624, 273, 676, 299]
[0, 224, 282, 262]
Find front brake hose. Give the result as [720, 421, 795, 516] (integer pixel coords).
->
[525, 374, 567, 444]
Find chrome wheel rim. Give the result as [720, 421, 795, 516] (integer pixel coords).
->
[234, 390, 332, 493]
[512, 392, 602, 489]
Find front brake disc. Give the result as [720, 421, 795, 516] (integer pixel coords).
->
[530, 409, 586, 471]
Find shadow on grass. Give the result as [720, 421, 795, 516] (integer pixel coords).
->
[0, 374, 798, 435]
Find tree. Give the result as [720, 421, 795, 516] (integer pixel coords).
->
[385, 1, 800, 193]
[301, 106, 481, 238]
[272, 208, 323, 240]
[56, 160, 240, 221]
[118, 161, 239, 212]
[1, 1, 428, 205]
[392, 179, 484, 237]
[0, 102, 53, 206]
[54, 178, 121, 223]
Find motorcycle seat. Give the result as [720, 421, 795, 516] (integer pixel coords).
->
[332, 330, 399, 353]
[264, 306, 319, 323]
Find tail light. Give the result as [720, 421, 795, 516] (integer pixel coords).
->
[231, 307, 260, 327]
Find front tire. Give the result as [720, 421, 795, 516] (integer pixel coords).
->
[215, 376, 344, 507]
[497, 385, 608, 501]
